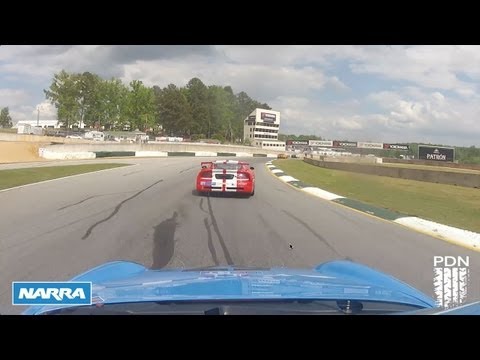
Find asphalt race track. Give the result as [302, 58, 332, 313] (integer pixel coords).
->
[1, 157, 479, 314]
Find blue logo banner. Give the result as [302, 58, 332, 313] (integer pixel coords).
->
[12, 282, 92, 305]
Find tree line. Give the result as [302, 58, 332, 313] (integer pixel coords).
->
[44, 70, 271, 143]
[0, 107, 13, 128]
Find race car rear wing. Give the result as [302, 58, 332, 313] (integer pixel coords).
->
[201, 162, 213, 169]
[201, 161, 252, 169]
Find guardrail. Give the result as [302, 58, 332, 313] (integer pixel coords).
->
[383, 157, 480, 171]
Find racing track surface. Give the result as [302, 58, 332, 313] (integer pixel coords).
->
[1, 157, 479, 314]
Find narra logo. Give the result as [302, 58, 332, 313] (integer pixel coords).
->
[12, 281, 92, 306]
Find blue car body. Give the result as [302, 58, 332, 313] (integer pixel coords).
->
[23, 260, 480, 315]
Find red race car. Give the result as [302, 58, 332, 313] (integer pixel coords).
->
[196, 160, 255, 196]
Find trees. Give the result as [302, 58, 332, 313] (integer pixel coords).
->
[95, 78, 129, 130]
[186, 78, 210, 136]
[77, 72, 102, 128]
[155, 84, 193, 136]
[44, 71, 272, 136]
[125, 80, 157, 131]
[154, 78, 273, 140]
[208, 85, 235, 142]
[44, 70, 81, 129]
[0, 107, 13, 128]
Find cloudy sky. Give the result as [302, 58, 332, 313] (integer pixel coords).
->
[1, 45, 479, 146]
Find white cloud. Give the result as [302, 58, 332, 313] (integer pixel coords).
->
[333, 117, 363, 130]
[9, 106, 34, 122]
[432, 92, 445, 102]
[367, 91, 402, 108]
[273, 86, 480, 146]
[327, 76, 350, 91]
[215, 45, 332, 67]
[2, 45, 480, 146]
[348, 45, 479, 95]
[0, 91, 56, 123]
[270, 96, 326, 135]
[362, 88, 480, 144]
[33, 101, 57, 119]
[0, 89, 30, 107]
[121, 60, 332, 102]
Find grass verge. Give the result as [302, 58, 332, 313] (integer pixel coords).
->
[273, 159, 480, 233]
[0, 163, 128, 190]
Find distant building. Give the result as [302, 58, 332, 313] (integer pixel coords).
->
[243, 108, 285, 150]
[13, 119, 86, 129]
[14, 120, 60, 129]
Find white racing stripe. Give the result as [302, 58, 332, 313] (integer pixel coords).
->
[212, 162, 239, 192]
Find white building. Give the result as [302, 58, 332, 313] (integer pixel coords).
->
[243, 108, 285, 150]
[14, 120, 60, 129]
[84, 131, 105, 141]
[14, 119, 87, 129]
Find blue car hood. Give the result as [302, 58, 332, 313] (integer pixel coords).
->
[24, 260, 436, 314]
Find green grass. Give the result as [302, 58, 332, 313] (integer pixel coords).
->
[273, 159, 480, 233]
[0, 163, 129, 190]
[0, 128, 17, 133]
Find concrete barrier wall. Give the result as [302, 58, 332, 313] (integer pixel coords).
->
[135, 151, 168, 157]
[2, 133, 282, 151]
[39, 142, 283, 156]
[38, 148, 279, 160]
[0, 133, 93, 144]
[40, 149, 96, 160]
[234, 152, 254, 157]
[193, 151, 218, 157]
[304, 158, 480, 188]
[383, 157, 480, 171]
[315, 155, 378, 164]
